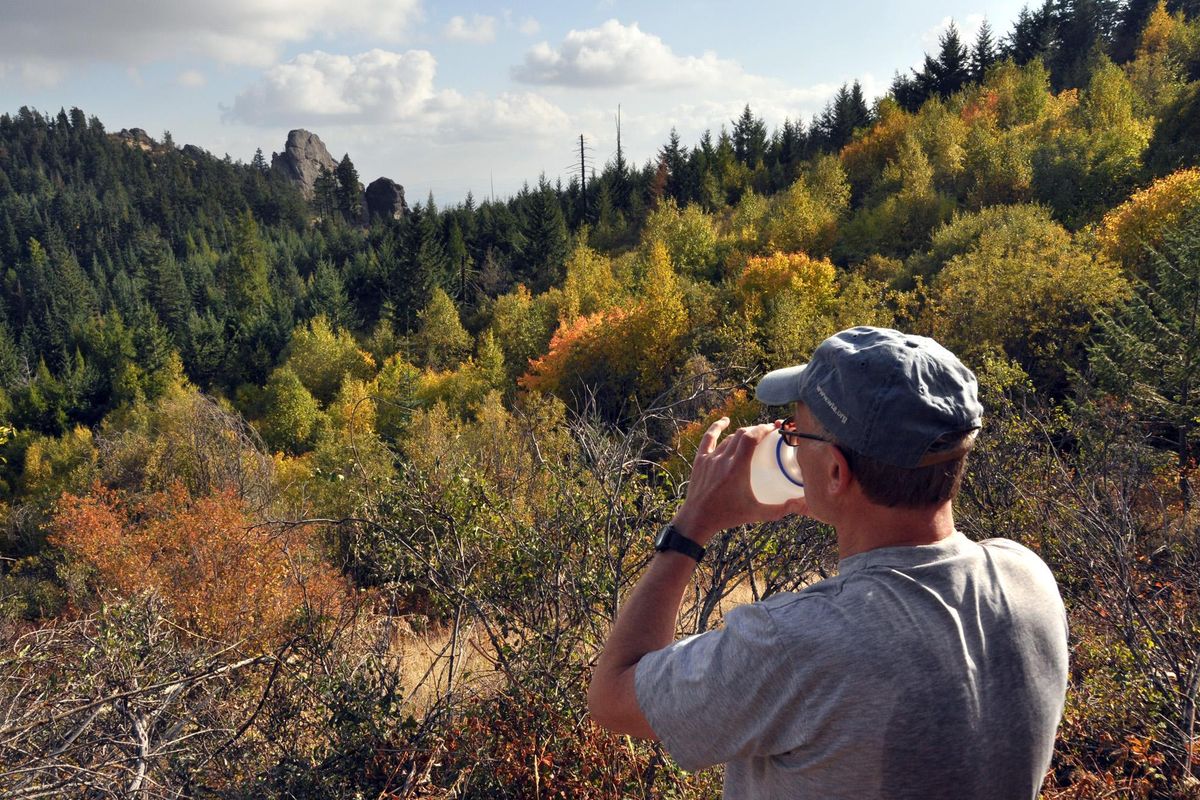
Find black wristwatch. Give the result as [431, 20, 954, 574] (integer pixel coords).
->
[654, 524, 706, 562]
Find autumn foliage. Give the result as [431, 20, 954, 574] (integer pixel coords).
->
[1097, 167, 1200, 274]
[521, 242, 689, 414]
[50, 483, 346, 646]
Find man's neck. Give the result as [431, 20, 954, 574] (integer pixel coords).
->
[834, 500, 957, 560]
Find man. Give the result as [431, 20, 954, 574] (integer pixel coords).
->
[588, 326, 1069, 799]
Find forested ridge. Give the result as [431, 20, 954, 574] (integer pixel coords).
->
[3, 1, 1200, 796]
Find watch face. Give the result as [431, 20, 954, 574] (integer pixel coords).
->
[654, 525, 671, 550]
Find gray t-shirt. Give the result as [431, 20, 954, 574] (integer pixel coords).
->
[635, 532, 1069, 799]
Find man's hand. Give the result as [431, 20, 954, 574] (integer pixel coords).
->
[671, 418, 808, 546]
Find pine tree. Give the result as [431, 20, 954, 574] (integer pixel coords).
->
[1006, 1, 1058, 65]
[225, 210, 271, 313]
[413, 287, 471, 370]
[0, 319, 19, 389]
[517, 179, 569, 292]
[128, 303, 177, 401]
[335, 154, 363, 223]
[306, 259, 357, 331]
[732, 105, 769, 168]
[935, 22, 972, 95]
[1089, 215, 1200, 508]
[971, 19, 999, 80]
[659, 128, 690, 204]
[313, 165, 339, 220]
[813, 83, 872, 151]
[416, 201, 452, 297]
[1112, 0, 1160, 62]
[1052, 0, 1121, 88]
[447, 220, 473, 302]
[890, 70, 925, 112]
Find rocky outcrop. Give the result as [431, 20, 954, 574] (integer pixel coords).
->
[365, 177, 408, 221]
[180, 144, 209, 161]
[270, 129, 337, 200]
[113, 128, 159, 152]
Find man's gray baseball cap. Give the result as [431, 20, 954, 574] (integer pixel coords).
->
[755, 326, 983, 468]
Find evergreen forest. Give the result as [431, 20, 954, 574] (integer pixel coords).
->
[4, 1, 1200, 796]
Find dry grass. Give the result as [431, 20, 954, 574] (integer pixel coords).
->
[391, 618, 502, 714]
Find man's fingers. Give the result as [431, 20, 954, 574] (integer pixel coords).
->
[700, 417, 730, 455]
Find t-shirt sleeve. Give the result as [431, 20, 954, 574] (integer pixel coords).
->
[633, 601, 808, 772]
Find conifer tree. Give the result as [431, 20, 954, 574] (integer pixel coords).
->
[732, 105, 768, 168]
[413, 287, 471, 371]
[935, 22, 972, 95]
[1052, 0, 1121, 89]
[1006, 1, 1058, 65]
[417, 199, 452, 298]
[335, 154, 363, 223]
[306, 259, 357, 331]
[0, 319, 20, 389]
[313, 165, 339, 220]
[659, 128, 690, 204]
[1112, 0, 1160, 62]
[447, 220, 473, 302]
[225, 210, 270, 313]
[890, 71, 924, 112]
[971, 20, 999, 80]
[517, 179, 569, 292]
[1088, 216, 1200, 507]
[814, 83, 872, 152]
[149, 252, 190, 341]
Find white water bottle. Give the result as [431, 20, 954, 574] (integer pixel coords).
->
[749, 429, 806, 504]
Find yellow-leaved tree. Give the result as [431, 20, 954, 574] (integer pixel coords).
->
[285, 315, 376, 404]
[1097, 167, 1200, 276]
[560, 238, 623, 322]
[924, 204, 1128, 389]
[764, 156, 850, 256]
[522, 241, 688, 419]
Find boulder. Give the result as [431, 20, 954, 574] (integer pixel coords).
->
[270, 129, 337, 200]
[365, 177, 408, 221]
[181, 144, 209, 161]
[114, 128, 157, 152]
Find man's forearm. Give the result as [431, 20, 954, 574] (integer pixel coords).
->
[587, 549, 699, 736]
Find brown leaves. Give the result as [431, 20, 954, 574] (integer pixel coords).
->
[50, 482, 347, 648]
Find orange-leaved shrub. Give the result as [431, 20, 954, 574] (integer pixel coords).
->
[50, 482, 347, 647]
[521, 242, 688, 417]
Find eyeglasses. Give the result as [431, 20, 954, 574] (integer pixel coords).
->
[778, 419, 834, 448]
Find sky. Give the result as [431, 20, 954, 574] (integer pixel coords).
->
[0, 0, 1033, 206]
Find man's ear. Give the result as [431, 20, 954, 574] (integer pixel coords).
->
[827, 445, 852, 495]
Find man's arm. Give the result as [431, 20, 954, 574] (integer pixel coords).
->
[587, 418, 806, 736]
[585, 549, 699, 737]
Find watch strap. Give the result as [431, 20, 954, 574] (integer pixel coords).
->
[655, 524, 706, 562]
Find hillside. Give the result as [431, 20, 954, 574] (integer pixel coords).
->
[3, 3, 1200, 795]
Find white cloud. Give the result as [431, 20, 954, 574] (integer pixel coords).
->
[445, 14, 497, 43]
[512, 19, 741, 89]
[0, 0, 422, 80]
[177, 69, 207, 88]
[227, 50, 442, 124]
[225, 48, 569, 143]
[501, 10, 540, 35]
[3, 58, 68, 89]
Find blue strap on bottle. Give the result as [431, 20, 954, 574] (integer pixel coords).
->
[775, 437, 805, 487]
